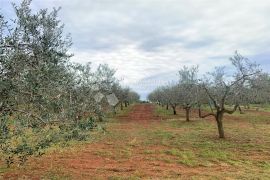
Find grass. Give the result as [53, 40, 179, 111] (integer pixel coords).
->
[1, 103, 270, 179]
[150, 104, 270, 177]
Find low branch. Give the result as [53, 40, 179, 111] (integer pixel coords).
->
[198, 106, 216, 118]
[224, 104, 239, 114]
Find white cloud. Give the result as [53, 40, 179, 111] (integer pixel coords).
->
[2, 0, 270, 99]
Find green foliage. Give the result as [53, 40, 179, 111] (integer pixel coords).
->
[77, 117, 96, 131]
[0, 115, 97, 167]
[0, 0, 135, 168]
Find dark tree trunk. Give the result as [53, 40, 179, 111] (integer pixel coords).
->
[166, 103, 169, 110]
[216, 111, 225, 138]
[172, 106, 177, 115]
[121, 102, 123, 110]
[124, 101, 128, 107]
[185, 107, 190, 121]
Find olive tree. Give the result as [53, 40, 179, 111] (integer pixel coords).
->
[248, 73, 270, 106]
[148, 85, 181, 115]
[0, 0, 122, 124]
[178, 66, 199, 121]
[165, 85, 181, 115]
[199, 51, 260, 138]
[148, 87, 164, 105]
[0, 0, 72, 124]
[127, 91, 140, 104]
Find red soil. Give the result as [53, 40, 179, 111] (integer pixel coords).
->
[1, 104, 238, 179]
[118, 104, 161, 122]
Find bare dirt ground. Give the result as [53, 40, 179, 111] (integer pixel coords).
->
[1, 104, 270, 179]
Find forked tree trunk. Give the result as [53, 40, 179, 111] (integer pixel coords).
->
[185, 107, 190, 121]
[216, 111, 225, 138]
[198, 106, 225, 138]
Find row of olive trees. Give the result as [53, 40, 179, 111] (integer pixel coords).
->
[148, 66, 200, 119]
[0, 0, 139, 126]
[148, 52, 270, 138]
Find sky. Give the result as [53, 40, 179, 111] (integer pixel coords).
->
[1, 0, 270, 99]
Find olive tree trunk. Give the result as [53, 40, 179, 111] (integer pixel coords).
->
[173, 107, 176, 115]
[171, 105, 177, 115]
[185, 107, 191, 122]
[216, 111, 225, 138]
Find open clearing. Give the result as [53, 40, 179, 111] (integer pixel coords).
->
[1, 104, 270, 179]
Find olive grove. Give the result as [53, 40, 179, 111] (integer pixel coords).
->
[0, 0, 139, 167]
[148, 51, 269, 138]
[178, 66, 199, 121]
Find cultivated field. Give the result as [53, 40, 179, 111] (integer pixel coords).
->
[1, 104, 269, 179]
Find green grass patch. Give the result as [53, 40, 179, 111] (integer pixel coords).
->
[164, 149, 197, 166]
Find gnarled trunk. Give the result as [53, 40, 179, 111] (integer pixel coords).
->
[216, 111, 225, 138]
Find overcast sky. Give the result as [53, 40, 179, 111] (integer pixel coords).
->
[1, 0, 270, 99]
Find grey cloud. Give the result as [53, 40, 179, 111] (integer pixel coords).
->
[184, 39, 216, 49]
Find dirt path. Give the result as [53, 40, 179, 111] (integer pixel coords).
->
[118, 104, 161, 122]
